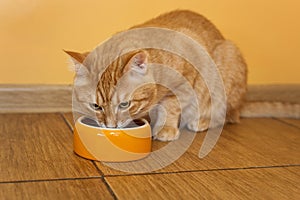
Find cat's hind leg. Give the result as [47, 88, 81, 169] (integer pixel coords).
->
[212, 40, 247, 123]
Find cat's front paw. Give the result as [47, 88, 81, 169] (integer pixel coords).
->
[153, 126, 180, 141]
[187, 118, 209, 132]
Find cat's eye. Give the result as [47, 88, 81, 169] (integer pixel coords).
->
[119, 101, 131, 109]
[89, 103, 103, 111]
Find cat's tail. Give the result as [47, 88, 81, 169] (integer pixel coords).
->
[240, 101, 300, 119]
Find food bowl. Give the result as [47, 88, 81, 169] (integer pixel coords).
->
[73, 116, 152, 162]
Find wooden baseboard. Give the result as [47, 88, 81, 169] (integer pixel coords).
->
[246, 84, 300, 104]
[0, 84, 299, 113]
[0, 85, 72, 113]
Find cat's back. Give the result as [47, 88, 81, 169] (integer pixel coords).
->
[132, 10, 225, 53]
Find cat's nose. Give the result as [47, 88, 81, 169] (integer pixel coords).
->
[104, 110, 117, 128]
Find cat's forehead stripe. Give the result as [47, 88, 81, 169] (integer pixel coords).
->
[96, 89, 102, 104]
[97, 64, 120, 104]
[98, 81, 108, 103]
[96, 83, 104, 103]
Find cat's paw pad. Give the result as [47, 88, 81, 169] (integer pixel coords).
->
[154, 126, 180, 141]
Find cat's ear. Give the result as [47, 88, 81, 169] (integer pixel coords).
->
[123, 51, 148, 75]
[64, 50, 90, 72]
[64, 50, 89, 64]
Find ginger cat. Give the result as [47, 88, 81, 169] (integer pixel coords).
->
[66, 10, 247, 141]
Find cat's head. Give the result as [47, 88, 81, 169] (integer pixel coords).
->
[66, 50, 157, 128]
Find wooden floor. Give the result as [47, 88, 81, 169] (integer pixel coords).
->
[0, 113, 299, 199]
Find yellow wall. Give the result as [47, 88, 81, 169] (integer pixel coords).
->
[1, 0, 299, 85]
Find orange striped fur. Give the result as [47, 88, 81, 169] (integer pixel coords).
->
[66, 10, 247, 141]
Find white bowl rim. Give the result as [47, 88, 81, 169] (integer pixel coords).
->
[77, 116, 149, 131]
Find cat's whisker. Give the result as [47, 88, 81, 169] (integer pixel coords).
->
[96, 121, 105, 128]
[117, 119, 133, 128]
[100, 124, 106, 128]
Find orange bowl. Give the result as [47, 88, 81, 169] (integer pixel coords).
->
[73, 116, 152, 162]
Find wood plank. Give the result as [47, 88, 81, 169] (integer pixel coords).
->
[0, 85, 72, 113]
[0, 113, 100, 182]
[93, 118, 300, 175]
[278, 118, 300, 129]
[0, 179, 114, 200]
[106, 167, 300, 200]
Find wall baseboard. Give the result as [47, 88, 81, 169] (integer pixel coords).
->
[0, 85, 72, 113]
[245, 84, 300, 104]
[0, 84, 299, 113]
